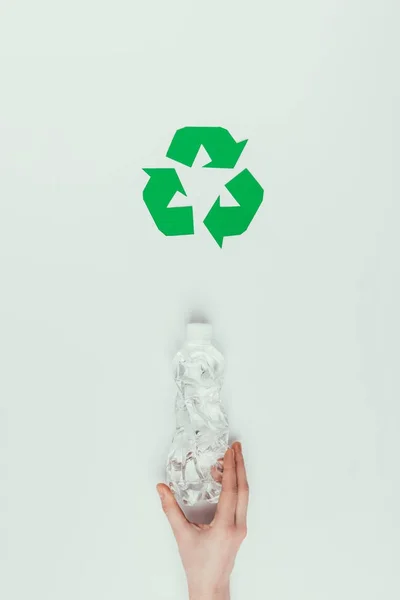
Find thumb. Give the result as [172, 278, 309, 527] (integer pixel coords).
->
[156, 484, 189, 538]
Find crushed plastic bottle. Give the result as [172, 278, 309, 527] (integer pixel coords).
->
[166, 323, 229, 506]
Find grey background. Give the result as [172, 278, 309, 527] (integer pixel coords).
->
[1, 1, 399, 598]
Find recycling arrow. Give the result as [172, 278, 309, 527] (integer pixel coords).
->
[203, 169, 264, 247]
[143, 168, 194, 236]
[142, 127, 265, 245]
[166, 127, 248, 168]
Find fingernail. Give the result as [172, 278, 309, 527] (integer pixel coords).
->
[157, 486, 165, 501]
[233, 442, 242, 454]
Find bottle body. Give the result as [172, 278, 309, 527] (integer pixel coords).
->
[166, 325, 228, 506]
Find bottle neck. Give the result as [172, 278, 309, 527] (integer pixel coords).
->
[186, 339, 211, 346]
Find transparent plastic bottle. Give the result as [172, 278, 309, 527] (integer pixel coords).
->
[166, 323, 229, 506]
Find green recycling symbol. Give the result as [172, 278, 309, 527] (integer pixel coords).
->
[142, 127, 264, 248]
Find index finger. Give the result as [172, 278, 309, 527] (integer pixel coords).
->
[214, 447, 237, 526]
[232, 442, 249, 527]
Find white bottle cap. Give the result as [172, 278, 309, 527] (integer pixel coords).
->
[186, 323, 213, 343]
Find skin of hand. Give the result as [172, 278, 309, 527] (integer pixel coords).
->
[157, 442, 249, 600]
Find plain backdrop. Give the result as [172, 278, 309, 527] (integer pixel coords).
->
[0, 1, 399, 599]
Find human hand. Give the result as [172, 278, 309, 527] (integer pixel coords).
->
[157, 442, 249, 600]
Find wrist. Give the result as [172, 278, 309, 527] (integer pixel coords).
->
[188, 582, 230, 600]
